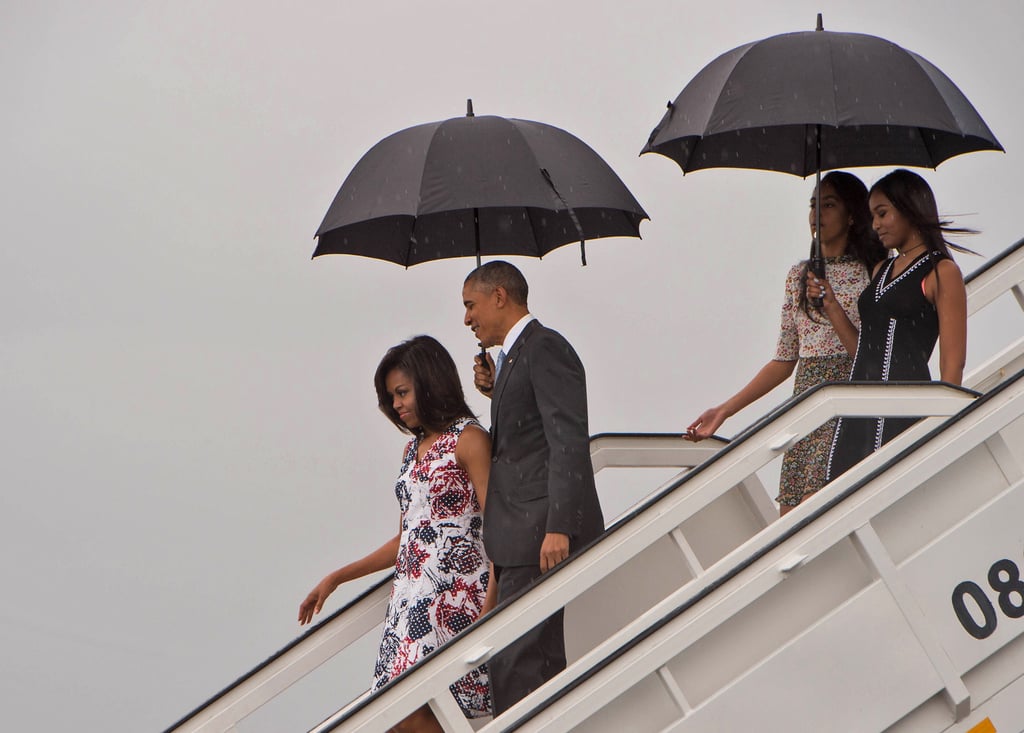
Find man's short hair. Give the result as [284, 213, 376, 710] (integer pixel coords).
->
[465, 261, 529, 306]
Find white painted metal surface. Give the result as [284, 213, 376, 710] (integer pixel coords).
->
[512, 374, 1024, 733]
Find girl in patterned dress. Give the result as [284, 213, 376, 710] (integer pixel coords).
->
[815, 169, 971, 482]
[685, 172, 885, 514]
[299, 335, 494, 732]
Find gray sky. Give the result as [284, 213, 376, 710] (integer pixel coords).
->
[2, 1, 1021, 730]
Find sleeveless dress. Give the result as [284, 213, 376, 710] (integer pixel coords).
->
[372, 417, 492, 718]
[773, 255, 869, 506]
[826, 252, 944, 482]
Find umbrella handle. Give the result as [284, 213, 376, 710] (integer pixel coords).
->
[477, 346, 494, 394]
[809, 255, 826, 308]
[810, 157, 823, 308]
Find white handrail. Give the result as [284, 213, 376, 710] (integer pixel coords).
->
[964, 237, 1024, 316]
[163, 435, 724, 733]
[314, 383, 977, 732]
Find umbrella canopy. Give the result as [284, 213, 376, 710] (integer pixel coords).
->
[642, 20, 1004, 176]
[315, 102, 648, 266]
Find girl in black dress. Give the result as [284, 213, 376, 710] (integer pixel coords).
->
[811, 169, 972, 482]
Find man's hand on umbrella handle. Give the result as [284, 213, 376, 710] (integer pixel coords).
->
[474, 352, 496, 397]
[540, 532, 570, 573]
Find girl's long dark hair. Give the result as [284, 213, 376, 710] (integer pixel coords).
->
[868, 168, 979, 261]
[799, 171, 886, 318]
[374, 335, 475, 436]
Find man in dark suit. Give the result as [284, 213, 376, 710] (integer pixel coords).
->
[462, 260, 604, 715]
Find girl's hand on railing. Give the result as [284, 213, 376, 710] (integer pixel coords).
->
[685, 406, 727, 442]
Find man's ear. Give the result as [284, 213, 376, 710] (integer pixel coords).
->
[493, 286, 508, 308]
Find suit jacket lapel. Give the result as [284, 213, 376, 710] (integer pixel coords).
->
[490, 319, 539, 438]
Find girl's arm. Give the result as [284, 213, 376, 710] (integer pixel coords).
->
[688, 266, 800, 442]
[686, 359, 797, 441]
[926, 259, 968, 385]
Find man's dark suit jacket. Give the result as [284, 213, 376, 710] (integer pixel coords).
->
[483, 319, 604, 568]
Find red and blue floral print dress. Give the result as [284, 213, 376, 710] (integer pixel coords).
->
[372, 417, 492, 717]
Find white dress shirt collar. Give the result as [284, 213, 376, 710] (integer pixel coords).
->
[501, 313, 535, 354]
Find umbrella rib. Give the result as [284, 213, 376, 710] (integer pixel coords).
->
[540, 168, 587, 266]
[404, 217, 418, 269]
[522, 206, 545, 260]
[917, 126, 940, 169]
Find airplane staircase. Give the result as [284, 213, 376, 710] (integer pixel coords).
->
[165, 238, 1024, 733]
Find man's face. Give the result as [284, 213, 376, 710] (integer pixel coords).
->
[462, 281, 503, 348]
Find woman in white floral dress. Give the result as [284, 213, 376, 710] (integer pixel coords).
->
[300, 336, 493, 732]
[685, 172, 886, 514]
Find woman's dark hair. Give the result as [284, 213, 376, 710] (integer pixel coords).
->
[799, 171, 886, 318]
[374, 335, 475, 435]
[868, 168, 978, 260]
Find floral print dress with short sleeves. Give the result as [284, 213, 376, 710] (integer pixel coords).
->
[372, 416, 491, 717]
[774, 255, 870, 506]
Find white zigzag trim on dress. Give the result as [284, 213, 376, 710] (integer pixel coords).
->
[875, 317, 898, 451]
[847, 330, 863, 379]
[826, 416, 843, 482]
[881, 318, 897, 382]
[874, 417, 886, 451]
[874, 253, 934, 302]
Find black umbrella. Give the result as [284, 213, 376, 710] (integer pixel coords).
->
[642, 15, 1003, 297]
[315, 100, 648, 268]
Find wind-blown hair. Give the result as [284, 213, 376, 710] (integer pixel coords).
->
[374, 335, 475, 435]
[869, 169, 978, 259]
[464, 260, 529, 306]
[800, 171, 886, 318]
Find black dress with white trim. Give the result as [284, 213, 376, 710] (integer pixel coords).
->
[826, 251, 944, 482]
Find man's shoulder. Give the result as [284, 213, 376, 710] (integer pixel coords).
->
[519, 321, 577, 354]
[522, 319, 570, 344]
[519, 322, 585, 374]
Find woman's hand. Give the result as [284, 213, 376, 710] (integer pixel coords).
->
[805, 269, 835, 307]
[685, 406, 728, 441]
[296, 534, 401, 626]
[805, 269, 859, 355]
[298, 575, 339, 626]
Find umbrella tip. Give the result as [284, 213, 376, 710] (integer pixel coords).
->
[466, 99, 475, 117]
[816, 12, 823, 30]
